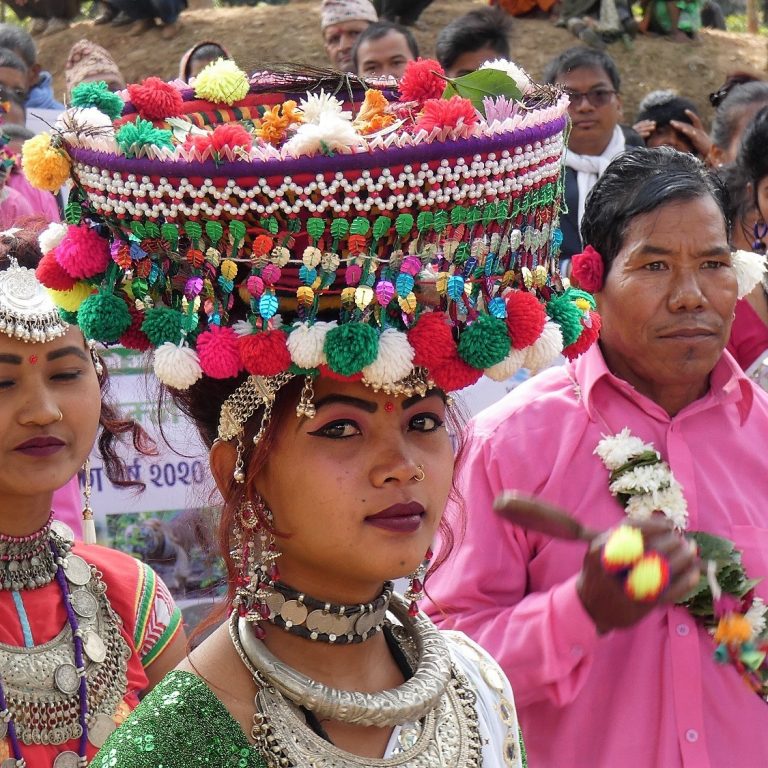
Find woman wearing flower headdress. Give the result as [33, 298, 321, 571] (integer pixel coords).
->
[24, 55, 600, 767]
[0, 225, 187, 768]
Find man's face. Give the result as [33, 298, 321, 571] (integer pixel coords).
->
[356, 29, 414, 80]
[324, 19, 371, 72]
[444, 44, 499, 79]
[0, 67, 27, 102]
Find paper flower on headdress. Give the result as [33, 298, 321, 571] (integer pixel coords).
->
[570, 245, 605, 293]
[732, 249, 767, 299]
[21, 133, 71, 192]
[480, 59, 533, 95]
[416, 96, 478, 136]
[194, 58, 249, 105]
[399, 58, 446, 106]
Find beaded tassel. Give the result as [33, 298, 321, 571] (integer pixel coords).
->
[404, 547, 433, 617]
[81, 459, 97, 546]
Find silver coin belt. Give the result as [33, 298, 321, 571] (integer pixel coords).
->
[259, 581, 394, 644]
[0, 521, 63, 591]
[0, 542, 131, 747]
[251, 624, 483, 768]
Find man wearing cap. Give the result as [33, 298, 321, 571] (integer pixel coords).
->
[321, 0, 378, 72]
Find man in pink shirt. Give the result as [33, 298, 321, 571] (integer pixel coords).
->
[426, 148, 768, 766]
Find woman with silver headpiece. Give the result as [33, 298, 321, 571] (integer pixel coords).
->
[0, 226, 187, 768]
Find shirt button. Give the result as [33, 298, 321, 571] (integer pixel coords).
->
[570, 644, 584, 658]
[676, 624, 690, 636]
[685, 729, 698, 743]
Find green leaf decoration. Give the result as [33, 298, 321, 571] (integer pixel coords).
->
[64, 202, 82, 225]
[453, 243, 470, 265]
[417, 212, 434, 233]
[433, 210, 448, 233]
[205, 221, 223, 244]
[307, 218, 325, 242]
[131, 278, 148, 299]
[482, 203, 496, 227]
[450, 206, 467, 226]
[229, 220, 246, 243]
[466, 208, 482, 226]
[265, 217, 279, 235]
[330, 219, 350, 240]
[442, 69, 523, 115]
[185, 222, 202, 242]
[495, 201, 509, 223]
[349, 217, 370, 236]
[395, 213, 414, 238]
[373, 216, 391, 241]
[130, 222, 145, 239]
[144, 222, 159, 238]
[161, 223, 179, 245]
[287, 218, 301, 233]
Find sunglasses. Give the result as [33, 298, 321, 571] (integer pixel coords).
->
[564, 88, 617, 108]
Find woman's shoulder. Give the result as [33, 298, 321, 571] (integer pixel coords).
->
[92, 670, 267, 767]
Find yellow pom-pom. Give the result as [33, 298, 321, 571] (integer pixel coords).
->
[194, 58, 249, 105]
[574, 297, 591, 311]
[21, 133, 71, 192]
[48, 282, 93, 312]
[714, 613, 753, 646]
[625, 552, 669, 602]
[220, 259, 238, 281]
[602, 525, 644, 572]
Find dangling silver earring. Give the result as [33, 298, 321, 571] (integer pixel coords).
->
[404, 546, 433, 617]
[81, 458, 97, 545]
[233, 434, 246, 484]
[87, 339, 104, 376]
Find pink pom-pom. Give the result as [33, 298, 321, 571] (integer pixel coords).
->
[54, 224, 110, 279]
[197, 325, 243, 379]
[239, 330, 291, 375]
[127, 77, 184, 121]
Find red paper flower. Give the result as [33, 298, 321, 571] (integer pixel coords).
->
[570, 245, 605, 293]
[238, 330, 291, 376]
[562, 311, 601, 360]
[416, 96, 478, 135]
[127, 77, 184, 121]
[211, 123, 253, 153]
[407, 311, 457, 371]
[36, 250, 77, 291]
[399, 58, 446, 106]
[252, 235, 273, 258]
[505, 290, 546, 349]
[197, 324, 242, 379]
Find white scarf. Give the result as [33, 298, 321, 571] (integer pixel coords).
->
[565, 125, 626, 227]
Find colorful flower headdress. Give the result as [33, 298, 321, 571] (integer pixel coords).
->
[23, 58, 599, 437]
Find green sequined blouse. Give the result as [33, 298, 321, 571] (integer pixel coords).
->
[91, 670, 267, 768]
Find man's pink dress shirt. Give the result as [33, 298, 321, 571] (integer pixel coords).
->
[425, 343, 768, 767]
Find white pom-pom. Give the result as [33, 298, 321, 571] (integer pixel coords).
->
[485, 347, 527, 382]
[54, 107, 115, 147]
[362, 329, 415, 386]
[523, 320, 563, 373]
[153, 343, 202, 389]
[732, 250, 767, 299]
[287, 321, 336, 369]
[38, 222, 68, 255]
[479, 59, 533, 94]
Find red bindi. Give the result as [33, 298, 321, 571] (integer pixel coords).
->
[28, 354, 38, 365]
[384, 401, 395, 413]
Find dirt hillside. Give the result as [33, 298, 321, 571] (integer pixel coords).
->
[37, 0, 767, 125]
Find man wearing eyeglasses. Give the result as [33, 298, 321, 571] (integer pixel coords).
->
[543, 47, 643, 274]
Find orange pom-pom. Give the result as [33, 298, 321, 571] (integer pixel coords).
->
[714, 613, 753, 646]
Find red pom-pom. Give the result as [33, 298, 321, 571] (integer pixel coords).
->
[317, 364, 363, 383]
[505, 290, 546, 349]
[184, 133, 213, 156]
[54, 224, 110, 279]
[399, 58, 446, 106]
[36, 250, 77, 290]
[197, 324, 242, 379]
[407, 312, 457, 370]
[211, 123, 253, 152]
[416, 96, 478, 135]
[562, 311, 601, 360]
[119, 303, 151, 351]
[127, 77, 184, 121]
[430, 355, 482, 392]
[571, 245, 605, 293]
[238, 330, 291, 376]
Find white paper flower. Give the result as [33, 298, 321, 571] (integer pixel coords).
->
[595, 427, 656, 471]
[297, 90, 352, 124]
[732, 249, 767, 299]
[362, 328, 415, 386]
[480, 59, 533, 95]
[153, 343, 202, 389]
[745, 597, 767, 640]
[286, 320, 336, 369]
[609, 463, 671, 495]
[55, 106, 114, 146]
[38, 221, 68, 255]
[485, 347, 527, 382]
[523, 320, 563, 373]
[283, 114, 365, 158]
[625, 483, 688, 529]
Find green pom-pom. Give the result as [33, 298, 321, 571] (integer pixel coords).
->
[77, 293, 131, 343]
[457, 315, 510, 369]
[141, 306, 185, 347]
[71, 80, 124, 121]
[565, 287, 597, 310]
[58, 308, 78, 325]
[547, 294, 584, 347]
[116, 118, 174, 158]
[324, 323, 378, 376]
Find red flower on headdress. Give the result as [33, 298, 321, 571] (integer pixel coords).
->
[127, 77, 184, 121]
[399, 58, 446, 106]
[562, 311, 602, 360]
[416, 96, 478, 135]
[211, 123, 253, 153]
[570, 245, 605, 293]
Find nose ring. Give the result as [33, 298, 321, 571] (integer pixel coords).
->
[56, 409, 63, 422]
[413, 465, 425, 482]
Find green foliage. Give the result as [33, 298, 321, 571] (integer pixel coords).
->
[443, 69, 523, 115]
